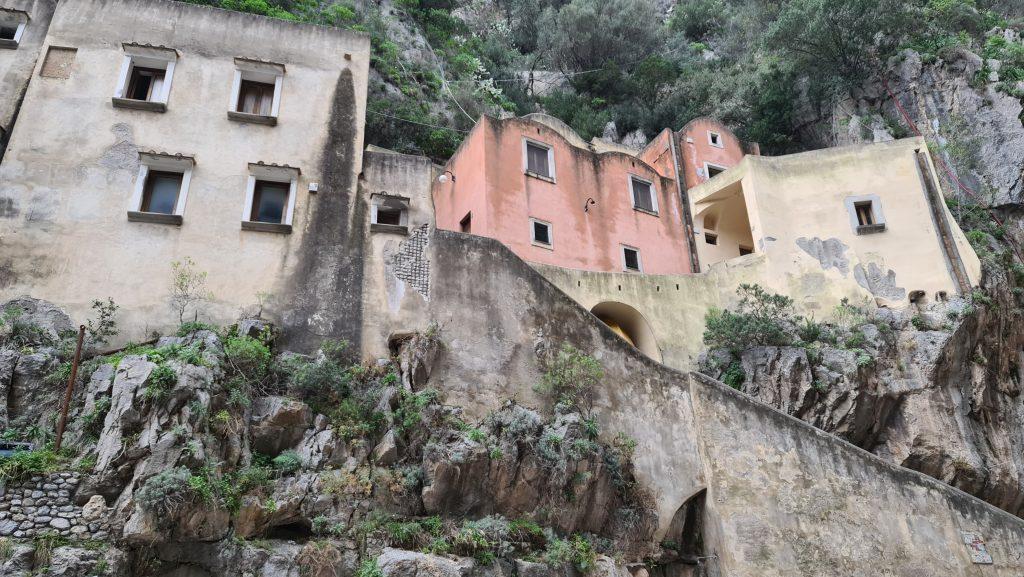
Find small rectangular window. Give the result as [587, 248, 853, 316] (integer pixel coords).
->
[855, 201, 875, 226]
[0, 12, 26, 47]
[705, 232, 718, 245]
[622, 246, 641, 272]
[531, 219, 552, 246]
[126, 67, 166, 102]
[706, 164, 726, 179]
[372, 194, 409, 229]
[0, 25, 15, 40]
[739, 246, 753, 256]
[140, 171, 183, 214]
[251, 180, 290, 224]
[631, 177, 656, 213]
[526, 142, 551, 178]
[709, 131, 723, 147]
[237, 79, 275, 116]
[376, 207, 402, 225]
[460, 212, 472, 233]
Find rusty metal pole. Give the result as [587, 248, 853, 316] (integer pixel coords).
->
[54, 325, 85, 452]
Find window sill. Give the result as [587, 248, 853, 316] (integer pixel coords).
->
[228, 111, 278, 126]
[525, 171, 555, 184]
[0, 39, 18, 50]
[242, 221, 291, 234]
[370, 223, 409, 235]
[633, 206, 659, 217]
[112, 98, 167, 112]
[856, 223, 886, 235]
[531, 241, 553, 251]
[127, 211, 182, 226]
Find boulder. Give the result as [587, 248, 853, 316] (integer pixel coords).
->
[0, 296, 74, 343]
[372, 430, 399, 466]
[250, 396, 313, 455]
[378, 548, 474, 577]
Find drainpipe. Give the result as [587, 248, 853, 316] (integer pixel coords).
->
[671, 131, 701, 273]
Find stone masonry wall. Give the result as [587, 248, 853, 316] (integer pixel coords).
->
[0, 472, 108, 539]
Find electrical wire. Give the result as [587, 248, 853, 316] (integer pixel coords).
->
[367, 110, 471, 133]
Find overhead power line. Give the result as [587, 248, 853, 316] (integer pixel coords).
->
[367, 110, 471, 133]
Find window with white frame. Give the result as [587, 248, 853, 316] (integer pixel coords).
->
[708, 131, 723, 148]
[0, 9, 28, 49]
[229, 58, 284, 125]
[622, 245, 642, 272]
[704, 162, 726, 180]
[113, 44, 177, 111]
[629, 176, 658, 214]
[523, 139, 555, 180]
[371, 194, 410, 233]
[530, 218, 552, 247]
[242, 164, 298, 232]
[844, 194, 886, 235]
[127, 152, 194, 225]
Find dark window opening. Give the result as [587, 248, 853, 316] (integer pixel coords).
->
[705, 232, 718, 245]
[855, 201, 875, 226]
[632, 178, 655, 213]
[709, 132, 722, 146]
[237, 79, 274, 116]
[126, 66, 165, 102]
[251, 180, 289, 224]
[526, 142, 551, 177]
[707, 165, 725, 179]
[375, 207, 402, 225]
[623, 248, 640, 271]
[140, 171, 182, 214]
[532, 221, 551, 245]
[0, 25, 17, 40]
[460, 212, 472, 233]
[739, 246, 753, 256]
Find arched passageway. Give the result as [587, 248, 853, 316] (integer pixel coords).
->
[590, 302, 661, 362]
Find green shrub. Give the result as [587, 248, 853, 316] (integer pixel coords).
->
[136, 467, 195, 515]
[393, 388, 439, 434]
[703, 284, 794, 352]
[177, 321, 218, 336]
[543, 534, 597, 573]
[356, 559, 384, 577]
[223, 335, 272, 388]
[144, 364, 178, 401]
[534, 344, 603, 417]
[0, 449, 66, 481]
[910, 315, 928, 330]
[721, 360, 745, 390]
[85, 298, 119, 346]
[79, 397, 112, 439]
[272, 450, 302, 474]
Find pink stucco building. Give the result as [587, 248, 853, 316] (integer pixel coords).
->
[432, 114, 756, 275]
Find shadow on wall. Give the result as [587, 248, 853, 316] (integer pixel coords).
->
[590, 301, 661, 362]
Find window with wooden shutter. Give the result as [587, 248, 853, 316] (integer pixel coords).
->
[237, 80, 275, 116]
[126, 67, 166, 102]
[631, 177, 656, 213]
[526, 142, 551, 177]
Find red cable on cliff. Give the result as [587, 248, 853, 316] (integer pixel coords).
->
[881, 76, 1023, 264]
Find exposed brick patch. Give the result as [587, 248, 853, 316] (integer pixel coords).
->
[391, 224, 430, 300]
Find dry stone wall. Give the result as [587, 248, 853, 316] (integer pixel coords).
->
[0, 472, 108, 539]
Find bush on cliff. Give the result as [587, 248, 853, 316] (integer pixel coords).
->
[703, 284, 796, 352]
[534, 344, 603, 418]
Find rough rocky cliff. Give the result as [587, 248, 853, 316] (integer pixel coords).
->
[0, 299, 662, 577]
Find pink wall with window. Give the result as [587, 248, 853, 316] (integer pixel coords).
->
[676, 118, 755, 189]
[433, 116, 693, 275]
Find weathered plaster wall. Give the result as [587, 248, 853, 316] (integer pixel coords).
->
[362, 229, 1024, 575]
[0, 0, 56, 155]
[689, 137, 982, 312]
[360, 148, 435, 360]
[0, 0, 370, 348]
[677, 118, 748, 189]
[433, 115, 693, 275]
[690, 372, 1024, 576]
[532, 256, 767, 369]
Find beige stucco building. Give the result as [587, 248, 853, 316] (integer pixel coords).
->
[0, 0, 370, 349]
[0, 0, 56, 154]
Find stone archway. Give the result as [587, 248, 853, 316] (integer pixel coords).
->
[590, 302, 661, 362]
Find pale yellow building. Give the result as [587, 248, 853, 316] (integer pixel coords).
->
[0, 0, 371, 350]
[688, 136, 980, 312]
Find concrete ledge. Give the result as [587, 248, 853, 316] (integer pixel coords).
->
[370, 223, 408, 235]
[0, 39, 18, 50]
[112, 98, 166, 113]
[228, 111, 277, 126]
[633, 206, 659, 217]
[525, 171, 555, 184]
[127, 211, 182, 225]
[856, 223, 886, 235]
[241, 221, 291, 234]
